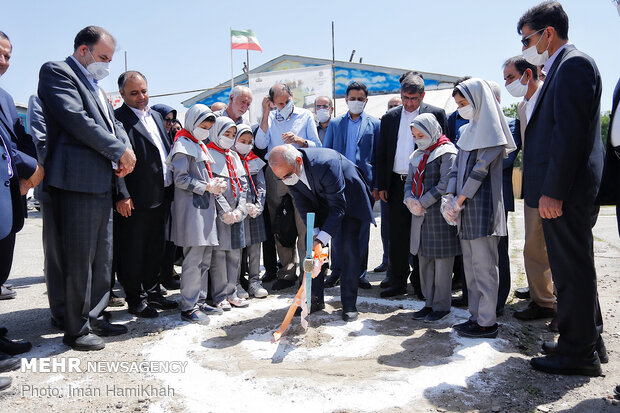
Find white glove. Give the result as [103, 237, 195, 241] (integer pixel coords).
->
[221, 211, 236, 225]
[441, 195, 458, 225]
[231, 209, 244, 223]
[404, 197, 416, 214]
[206, 177, 228, 195]
[411, 200, 425, 216]
[246, 203, 260, 218]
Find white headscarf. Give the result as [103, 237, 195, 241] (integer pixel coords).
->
[209, 116, 237, 149]
[455, 78, 516, 155]
[409, 113, 457, 167]
[184, 104, 215, 132]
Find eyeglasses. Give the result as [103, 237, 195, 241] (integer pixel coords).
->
[521, 28, 545, 47]
[315, 104, 330, 110]
[164, 118, 176, 124]
[401, 95, 421, 103]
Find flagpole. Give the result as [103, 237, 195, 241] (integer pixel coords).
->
[230, 27, 235, 91]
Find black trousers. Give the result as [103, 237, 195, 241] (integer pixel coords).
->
[388, 173, 416, 289]
[0, 232, 16, 286]
[114, 204, 166, 307]
[542, 202, 601, 359]
[52, 188, 112, 338]
[261, 202, 278, 275]
[40, 197, 65, 322]
[497, 210, 511, 313]
[312, 216, 366, 310]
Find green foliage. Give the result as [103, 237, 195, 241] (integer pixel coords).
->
[502, 103, 518, 119]
[601, 110, 610, 147]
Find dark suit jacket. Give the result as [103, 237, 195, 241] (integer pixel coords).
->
[288, 148, 374, 239]
[114, 103, 171, 209]
[0, 88, 38, 230]
[323, 111, 380, 188]
[38, 57, 130, 194]
[596, 78, 620, 206]
[523, 44, 604, 208]
[377, 103, 449, 194]
[0, 133, 23, 238]
[503, 117, 522, 211]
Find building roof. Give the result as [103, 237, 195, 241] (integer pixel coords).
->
[181, 54, 461, 108]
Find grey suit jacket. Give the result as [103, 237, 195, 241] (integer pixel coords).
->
[38, 57, 130, 194]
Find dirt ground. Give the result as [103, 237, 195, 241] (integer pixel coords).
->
[0, 200, 618, 413]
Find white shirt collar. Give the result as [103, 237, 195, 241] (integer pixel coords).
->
[69, 56, 96, 86]
[129, 105, 152, 119]
[299, 163, 311, 189]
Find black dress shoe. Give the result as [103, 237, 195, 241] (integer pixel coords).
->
[91, 320, 128, 337]
[101, 310, 112, 321]
[147, 294, 178, 310]
[159, 284, 168, 296]
[411, 307, 432, 320]
[614, 385, 619, 399]
[0, 352, 20, 372]
[513, 302, 556, 320]
[161, 277, 181, 291]
[63, 333, 105, 351]
[530, 354, 602, 377]
[457, 323, 499, 339]
[453, 319, 475, 332]
[514, 287, 530, 299]
[358, 277, 372, 289]
[342, 310, 358, 322]
[324, 273, 340, 287]
[0, 376, 11, 391]
[380, 286, 407, 298]
[542, 339, 608, 364]
[0, 335, 32, 356]
[128, 303, 159, 318]
[425, 310, 450, 322]
[294, 300, 325, 316]
[261, 271, 277, 283]
[379, 277, 391, 289]
[548, 316, 558, 332]
[373, 263, 388, 273]
[272, 278, 296, 291]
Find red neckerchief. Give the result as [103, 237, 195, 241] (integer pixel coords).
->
[238, 151, 259, 199]
[412, 135, 451, 198]
[206, 142, 243, 198]
[174, 129, 213, 178]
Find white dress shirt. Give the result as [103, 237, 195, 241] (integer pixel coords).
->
[129, 106, 173, 187]
[524, 83, 542, 123]
[254, 107, 322, 159]
[611, 106, 620, 148]
[393, 107, 420, 174]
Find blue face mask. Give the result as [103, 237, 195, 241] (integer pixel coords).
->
[277, 99, 294, 120]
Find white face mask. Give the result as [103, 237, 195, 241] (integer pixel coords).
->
[347, 100, 365, 115]
[193, 127, 210, 141]
[522, 31, 549, 66]
[282, 161, 301, 186]
[86, 49, 110, 81]
[316, 109, 331, 123]
[458, 105, 474, 120]
[218, 136, 235, 150]
[277, 99, 294, 120]
[415, 137, 432, 150]
[506, 73, 529, 98]
[234, 142, 252, 156]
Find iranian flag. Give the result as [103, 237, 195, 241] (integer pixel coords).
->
[231, 29, 263, 52]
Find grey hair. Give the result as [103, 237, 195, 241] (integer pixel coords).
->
[486, 80, 501, 103]
[230, 85, 252, 100]
[315, 95, 332, 108]
[268, 144, 300, 168]
[400, 74, 425, 95]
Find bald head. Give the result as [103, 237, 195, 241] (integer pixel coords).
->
[210, 102, 227, 112]
[268, 144, 302, 180]
[387, 96, 402, 111]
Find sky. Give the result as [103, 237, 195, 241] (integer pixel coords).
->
[1, 0, 619, 115]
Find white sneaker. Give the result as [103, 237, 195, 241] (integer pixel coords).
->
[236, 284, 250, 299]
[248, 281, 268, 298]
[217, 300, 232, 311]
[227, 295, 249, 308]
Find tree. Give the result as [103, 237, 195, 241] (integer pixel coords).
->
[601, 110, 610, 147]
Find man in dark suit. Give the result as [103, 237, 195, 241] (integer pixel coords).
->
[323, 81, 380, 289]
[597, 79, 620, 234]
[377, 73, 448, 298]
[268, 145, 374, 321]
[114, 71, 178, 318]
[38, 26, 136, 351]
[517, 2, 605, 376]
[0, 29, 40, 389]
